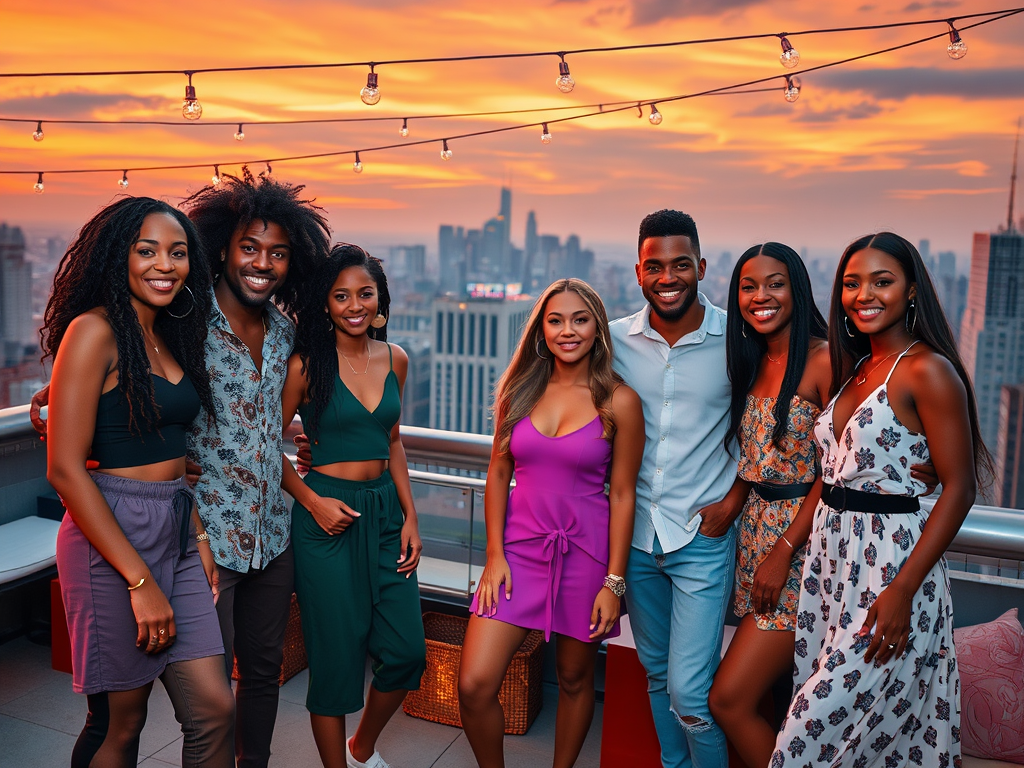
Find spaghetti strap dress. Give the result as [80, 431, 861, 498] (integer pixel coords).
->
[734, 394, 819, 631]
[772, 343, 961, 768]
[470, 415, 617, 643]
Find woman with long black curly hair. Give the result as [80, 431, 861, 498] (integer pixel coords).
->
[46, 197, 234, 768]
[281, 244, 425, 768]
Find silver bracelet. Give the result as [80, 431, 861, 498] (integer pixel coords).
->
[196, 532, 210, 544]
[603, 574, 626, 597]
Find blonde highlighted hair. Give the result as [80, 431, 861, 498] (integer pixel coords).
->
[493, 278, 621, 454]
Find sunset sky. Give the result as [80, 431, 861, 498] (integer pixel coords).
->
[1, 0, 1022, 262]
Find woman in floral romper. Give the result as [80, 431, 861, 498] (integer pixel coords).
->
[771, 232, 990, 768]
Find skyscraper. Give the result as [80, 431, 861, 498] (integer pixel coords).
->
[960, 124, 1023, 471]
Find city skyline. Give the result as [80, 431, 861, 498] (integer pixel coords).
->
[1, 1, 1023, 254]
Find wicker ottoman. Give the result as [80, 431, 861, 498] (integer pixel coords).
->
[403, 612, 545, 735]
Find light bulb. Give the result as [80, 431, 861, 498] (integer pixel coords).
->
[360, 71, 381, 105]
[555, 59, 575, 93]
[649, 105, 663, 125]
[540, 123, 552, 144]
[400, 118, 409, 138]
[947, 24, 967, 60]
[784, 75, 802, 103]
[33, 173, 44, 194]
[211, 165, 221, 186]
[779, 36, 800, 69]
[440, 139, 453, 161]
[234, 123, 245, 141]
[118, 171, 129, 189]
[353, 153, 363, 174]
[182, 82, 202, 121]
[32, 121, 44, 142]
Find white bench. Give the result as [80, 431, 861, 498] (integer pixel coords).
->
[0, 516, 61, 588]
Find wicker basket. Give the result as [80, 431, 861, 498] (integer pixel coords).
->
[403, 612, 545, 735]
[231, 593, 308, 686]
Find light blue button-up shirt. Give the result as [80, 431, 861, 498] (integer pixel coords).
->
[609, 293, 736, 554]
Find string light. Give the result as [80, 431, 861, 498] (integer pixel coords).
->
[779, 35, 801, 68]
[946, 21, 968, 59]
[636, 104, 643, 118]
[118, 170, 128, 189]
[234, 123, 245, 141]
[540, 123, 552, 143]
[649, 104, 663, 125]
[555, 55, 575, 93]
[182, 73, 202, 121]
[32, 121, 44, 141]
[353, 152, 363, 173]
[211, 165, 221, 185]
[440, 139, 452, 160]
[400, 118, 409, 138]
[264, 162, 272, 176]
[33, 172, 44, 194]
[784, 75, 802, 102]
[360, 66, 381, 105]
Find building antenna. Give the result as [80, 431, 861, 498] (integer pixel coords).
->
[1009, 117, 1020, 233]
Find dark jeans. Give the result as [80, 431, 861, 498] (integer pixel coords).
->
[216, 545, 294, 768]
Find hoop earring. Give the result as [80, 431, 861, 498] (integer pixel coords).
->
[741, 323, 747, 339]
[165, 285, 195, 319]
[536, 339, 551, 359]
[371, 314, 387, 329]
[844, 315, 856, 338]
[326, 313, 336, 333]
[906, 300, 917, 335]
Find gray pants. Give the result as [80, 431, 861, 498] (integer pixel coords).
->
[216, 545, 295, 768]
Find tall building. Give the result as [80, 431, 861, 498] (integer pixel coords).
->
[994, 384, 1024, 508]
[960, 125, 1023, 472]
[0, 224, 33, 366]
[388, 309, 432, 428]
[429, 295, 532, 435]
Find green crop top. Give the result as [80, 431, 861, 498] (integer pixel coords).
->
[91, 374, 201, 469]
[300, 344, 401, 464]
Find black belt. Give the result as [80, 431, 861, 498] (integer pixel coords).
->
[821, 483, 920, 514]
[752, 481, 814, 502]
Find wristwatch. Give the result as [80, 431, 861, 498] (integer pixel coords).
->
[603, 574, 626, 597]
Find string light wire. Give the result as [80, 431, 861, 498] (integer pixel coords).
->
[1, 10, 1019, 185]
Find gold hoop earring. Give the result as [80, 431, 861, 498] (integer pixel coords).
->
[371, 314, 387, 329]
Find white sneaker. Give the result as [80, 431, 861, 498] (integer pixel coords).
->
[346, 738, 392, 768]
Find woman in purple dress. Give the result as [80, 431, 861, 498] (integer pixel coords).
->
[458, 278, 644, 768]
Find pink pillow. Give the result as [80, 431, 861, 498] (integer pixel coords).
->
[954, 608, 1024, 762]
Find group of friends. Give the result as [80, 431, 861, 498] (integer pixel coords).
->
[36, 170, 984, 768]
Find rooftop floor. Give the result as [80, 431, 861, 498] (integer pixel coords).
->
[0, 635, 603, 767]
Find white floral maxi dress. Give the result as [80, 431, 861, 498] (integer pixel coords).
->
[772, 345, 961, 768]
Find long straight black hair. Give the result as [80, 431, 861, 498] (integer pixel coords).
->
[827, 231, 992, 485]
[726, 242, 827, 450]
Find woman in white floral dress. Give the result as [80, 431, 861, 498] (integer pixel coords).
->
[771, 232, 991, 768]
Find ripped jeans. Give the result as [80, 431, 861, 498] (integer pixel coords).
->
[625, 531, 735, 768]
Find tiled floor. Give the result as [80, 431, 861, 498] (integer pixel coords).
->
[0, 636, 603, 767]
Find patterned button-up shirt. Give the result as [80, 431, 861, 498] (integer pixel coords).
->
[188, 294, 295, 572]
[609, 293, 736, 554]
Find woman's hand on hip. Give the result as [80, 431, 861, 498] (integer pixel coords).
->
[475, 555, 512, 617]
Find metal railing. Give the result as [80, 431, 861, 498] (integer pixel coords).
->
[3, 405, 1024, 601]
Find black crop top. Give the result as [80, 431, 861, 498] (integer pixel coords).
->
[90, 374, 201, 469]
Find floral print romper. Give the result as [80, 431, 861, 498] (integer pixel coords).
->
[772, 343, 961, 768]
[734, 395, 819, 631]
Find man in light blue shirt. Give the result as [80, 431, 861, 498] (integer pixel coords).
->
[609, 210, 748, 768]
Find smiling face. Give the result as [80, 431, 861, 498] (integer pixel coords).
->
[327, 265, 379, 339]
[540, 289, 598, 364]
[841, 247, 917, 336]
[127, 212, 190, 310]
[636, 234, 706, 322]
[738, 254, 794, 338]
[220, 219, 291, 308]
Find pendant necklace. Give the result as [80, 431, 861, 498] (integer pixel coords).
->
[340, 342, 372, 375]
[854, 349, 901, 385]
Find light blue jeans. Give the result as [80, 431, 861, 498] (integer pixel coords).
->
[625, 531, 736, 768]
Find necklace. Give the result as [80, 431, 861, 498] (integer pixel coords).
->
[340, 342, 372, 375]
[766, 349, 787, 365]
[854, 349, 902, 385]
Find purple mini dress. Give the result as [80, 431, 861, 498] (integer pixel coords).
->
[471, 415, 618, 643]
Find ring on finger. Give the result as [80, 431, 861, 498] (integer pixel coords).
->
[887, 642, 897, 649]
[159, 629, 166, 635]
